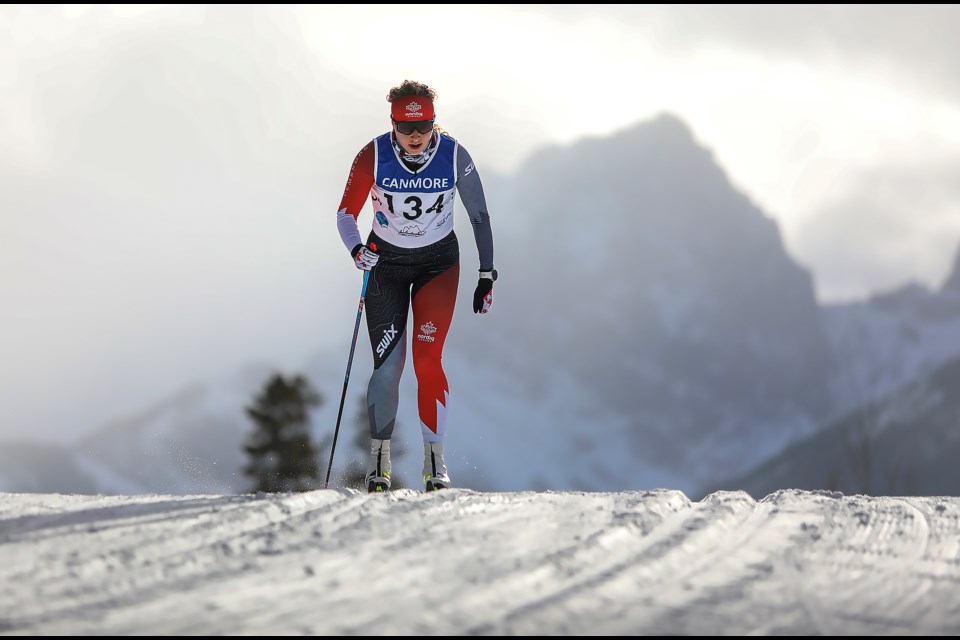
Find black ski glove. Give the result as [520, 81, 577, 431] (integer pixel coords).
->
[473, 270, 497, 314]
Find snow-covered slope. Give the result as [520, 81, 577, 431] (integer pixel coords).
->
[1, 489, 958, 634]
[720, 256, 960, 496]
[821, 283, 960, 424]
[710, 352, 960, 498]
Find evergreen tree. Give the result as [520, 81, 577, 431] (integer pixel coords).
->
[242, 373, 323, 493]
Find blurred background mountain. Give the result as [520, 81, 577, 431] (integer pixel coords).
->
[4, 114, 959, 497]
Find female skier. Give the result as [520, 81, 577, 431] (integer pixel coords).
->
[335, 80, 496, 491]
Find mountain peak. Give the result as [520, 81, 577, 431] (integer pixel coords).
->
[627, 111, 695, 139]
[614, 111, 702, 158]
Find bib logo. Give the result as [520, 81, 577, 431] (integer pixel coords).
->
[376, 324, 398, 357]
[376, 211, 389, 228]
[399, 224, 426, 237]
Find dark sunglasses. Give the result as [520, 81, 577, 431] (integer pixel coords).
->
[394, 119, 435, 135]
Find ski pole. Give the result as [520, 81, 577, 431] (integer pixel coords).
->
[323, 270, 370, 489]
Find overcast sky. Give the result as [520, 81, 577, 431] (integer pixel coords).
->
[3, 5, 960, 440]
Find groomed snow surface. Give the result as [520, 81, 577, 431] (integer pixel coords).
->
[1, 489, 959, 635]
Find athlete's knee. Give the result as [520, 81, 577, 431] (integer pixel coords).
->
[412, 350, 444, 379]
